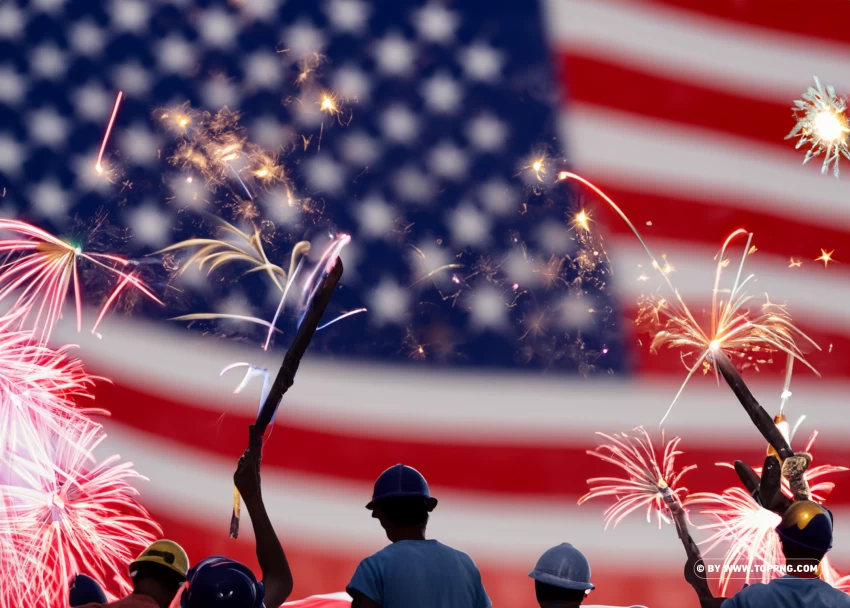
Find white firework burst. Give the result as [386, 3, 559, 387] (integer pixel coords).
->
[787, 76, 850, 178]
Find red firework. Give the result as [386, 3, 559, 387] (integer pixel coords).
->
[0, 424, 160, 608]
[0, 312, 105, 470]
[579, 427, 696, 528]
[0, 219, 162, 343]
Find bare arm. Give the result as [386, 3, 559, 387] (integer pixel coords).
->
[235, 426, 294, 608]
[349, 590, 381, 608]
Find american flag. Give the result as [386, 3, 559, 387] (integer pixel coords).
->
[1, 0, 849, 607]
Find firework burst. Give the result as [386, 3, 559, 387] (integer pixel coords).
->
[579, 427, 695, 528]
[0, 220, 162, 344]
[0, 424, 160, 608]
[787, 77, 850, 177]
[0, 312, 105, 469]
[560, 173, 819, 424]
[685, 486, 782, 595]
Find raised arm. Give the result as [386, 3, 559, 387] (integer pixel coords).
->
[234, 425, 294, 607]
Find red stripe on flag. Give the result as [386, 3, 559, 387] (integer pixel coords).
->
[575, 181, 850, 259]
[88, 382, 850, 503]
[559, 53, 793, 147]
[635, 0, 850, 46]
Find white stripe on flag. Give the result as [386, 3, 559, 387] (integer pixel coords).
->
[96, 421, 850, 566]
[562, 105, 850, 228]
[609, 238, 850, 332]
[54, 317, 850, 443]
[544, 0, 850, 98]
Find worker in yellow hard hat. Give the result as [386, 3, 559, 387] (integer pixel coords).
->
[76, 539, 189, 608]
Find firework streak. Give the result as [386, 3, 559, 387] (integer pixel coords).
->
[231, 258, 344, 538]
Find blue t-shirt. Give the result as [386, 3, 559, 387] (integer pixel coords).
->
[346, 540, 491, 608]
[722, 576, 850, 608]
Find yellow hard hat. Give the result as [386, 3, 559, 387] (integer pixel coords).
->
[130, 540, 189, 580]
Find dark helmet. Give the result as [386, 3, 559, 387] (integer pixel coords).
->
[69, 574, 107, 606]
[529, 543, 595, 591]
[366, 464, 438, 511]
[181, 556, 264, 608]
[776, 500, 834, 553]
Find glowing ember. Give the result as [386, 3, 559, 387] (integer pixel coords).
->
[815, 248, 836, 268]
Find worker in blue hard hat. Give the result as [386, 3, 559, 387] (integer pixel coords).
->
[346, 464, 491, 608]
[686, 500, 850, 608]
[529, 543, 646, 608]
[69, 574, 108, 606]
[76, 539, 189, 608]
[180, 425, 293, 608]
[181, 557, 265, 608]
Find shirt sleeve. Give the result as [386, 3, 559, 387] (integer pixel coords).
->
[346, 557, 383, 606]
[470, 561, 491, 608]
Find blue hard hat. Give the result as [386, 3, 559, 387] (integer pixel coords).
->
[366, 464, 438, 511]
[529, 543, 595, 591]
[776, 500, 834, 553]
[69, 574, 107, 606]
[181, 556, 265, 608]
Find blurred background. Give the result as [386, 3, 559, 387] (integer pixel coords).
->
[1, 0, 849, 606]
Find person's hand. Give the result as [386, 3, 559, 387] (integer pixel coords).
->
[234, 425, 263, 501]
[684, 556, 708, 590]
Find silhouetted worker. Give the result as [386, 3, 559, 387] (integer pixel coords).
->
[180, 425, 293, 608]
[530, 543, 646, 608]
[77, 539, 189, 608]
[686, 500, 850, 607]
[69, 574, 108, 606]
[723, 500, 850, 607]
[346, 464, 490, 608]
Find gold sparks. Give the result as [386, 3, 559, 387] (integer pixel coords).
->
[815, 248, 836, 268]
[788, 258, 802, 268]
[571, 209, 591, 232]
[557, 170, 569, 181]
[529, 157, 546, 181]
[651, 254, 675, 275]
[319, 92, 341, 116]
[249, 150, 284, 184]
[158, 104, 195, 134]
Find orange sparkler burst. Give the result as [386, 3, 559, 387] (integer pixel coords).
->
[95, 91, 123, 175]
[560, 172, 820, 424]
[788, 258, 802, 268]
[579, 427, 695, 529]
[0, 220, 162, 343]
[815, 248, 836, 268]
